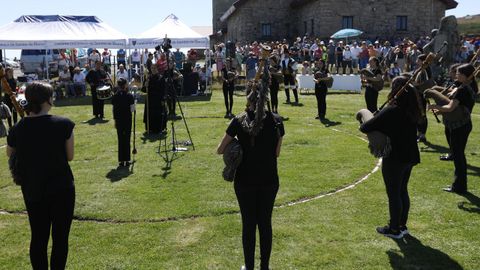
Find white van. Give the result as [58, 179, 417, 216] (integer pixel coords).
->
[20, 49, 60, 76]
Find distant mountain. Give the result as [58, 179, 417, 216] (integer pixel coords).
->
[457, 14, 480, 35]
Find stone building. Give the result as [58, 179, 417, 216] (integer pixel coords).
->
[212, 0, 458, 43]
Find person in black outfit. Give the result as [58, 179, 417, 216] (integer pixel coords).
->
[281, 50, 299, 104]
[217, 90, 285, 270]
[112, 78, 134, 167]
[360, 76, 421, 239]
[7, 82, 75, 269]
[222, 57, 236, 118]
[437, 63, 461, 161]
[427, 64, 477, 194]
[269, 56, 281, 114]
[143, 64, 167, 134]
[86, 61, 109, 119]
[2, 67, 18, 128]
[362, 57, 384, 113]
[313, 59, 330, 120]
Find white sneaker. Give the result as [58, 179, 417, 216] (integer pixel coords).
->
[240, 266, 247, 270]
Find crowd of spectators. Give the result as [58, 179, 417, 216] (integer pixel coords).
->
[210, 35, 480, 82]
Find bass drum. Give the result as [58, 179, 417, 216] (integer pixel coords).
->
[96, 85, 113, 100]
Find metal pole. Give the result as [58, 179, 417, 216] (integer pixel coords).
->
[45, 50, 49, 80]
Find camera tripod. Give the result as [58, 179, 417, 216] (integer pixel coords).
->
[157, 38, 195, 168]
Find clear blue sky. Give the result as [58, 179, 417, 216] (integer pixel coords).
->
[1, 0, 479, 59]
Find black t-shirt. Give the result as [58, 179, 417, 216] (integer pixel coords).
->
[86, 69, 108, 88]
[111, 90, 134, 121]
[7, 115, 75, 201]
[360, 106, 420, 164]
[226, 111, 285, 188]
[454, 84, 475, 113]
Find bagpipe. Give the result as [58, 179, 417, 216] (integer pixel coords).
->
[314, 71, 333, 88]
[360, 68, 384, 92]
[0, 66, 25, 117]
[424, 55, 480, 127]
[357, 52, 437, 157]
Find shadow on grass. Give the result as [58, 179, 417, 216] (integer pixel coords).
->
[141, 132, 165, 144]
[388, 235, 463, 270]
[458, 192, 480, 214]
[467, 164, 480, 177]
[320, 118, 342, 127]
[419, 140, 450, 154]
[177, 94, 212, 102]
[106, 166, 132, 182]
[81, 117, 109, 125]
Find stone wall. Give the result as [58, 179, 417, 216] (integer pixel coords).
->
[217, 0, 450, 44]
[226, 0, 292, 42]
[212, 0, 237, 33]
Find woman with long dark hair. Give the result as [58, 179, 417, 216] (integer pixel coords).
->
[6, 82, 75, 269]
[217, 86, 285, 270]
[360, 76, 421, 238]
[428, 63, 477, 193]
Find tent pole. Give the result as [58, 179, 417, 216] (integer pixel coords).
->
[45, 49, 49, 80]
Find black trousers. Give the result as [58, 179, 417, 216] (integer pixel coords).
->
[91, 90, 104, 117]
[417, 96, 428, 134]
[365, 86, 378, 113]
[382, 158, 413, 230]
[116, 121, 132, 162]
[315, 86, 327, 118]
[235, 185, 278, 270]
[283, 74, 298, 103]
[24, 188, 75, 270]
[270, 83, 279, 113]
[223, 81, 234, 114]
[445, 126, 452, 155]
[450, 122, 472, 191]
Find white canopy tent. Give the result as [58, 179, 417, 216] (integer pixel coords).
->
[129, 14, 209, 49]
[0, 15, 128, 49]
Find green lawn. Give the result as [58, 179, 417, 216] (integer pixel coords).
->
[0, 84, 479, 269]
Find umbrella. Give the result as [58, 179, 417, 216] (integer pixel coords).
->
[330, 28, 363, 39]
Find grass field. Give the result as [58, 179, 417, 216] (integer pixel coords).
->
[457, 14, 480, 35]
[0, 83, 479, 269]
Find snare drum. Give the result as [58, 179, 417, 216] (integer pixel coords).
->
[96, 85, 113, 100]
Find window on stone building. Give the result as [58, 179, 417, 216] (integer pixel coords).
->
[342, 16, 353, 29]
[304, 21, 308, 35]
[396, 16, 408, 31]
[262, 23, 272, 37]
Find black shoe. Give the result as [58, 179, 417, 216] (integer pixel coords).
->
[416, 135, 427, 143]
[224, 113, 230, 119]
[399, 226, 409, 237]
[285, 99, 291, 104]
[315, 115, 320, 119]
[440, 154, 454, 161]
[376, 225, 403, 239]
[443, 186, 466, 194]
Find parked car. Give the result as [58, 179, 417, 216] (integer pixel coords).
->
[20, 49, 60, 76]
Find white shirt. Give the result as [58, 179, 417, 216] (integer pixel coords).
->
[59, 70, 71, 82]
[350, 46, 362, 59]
[343, 50, 353, 60]
[73, 72, 86, 84]
[132, 50, 141, 62]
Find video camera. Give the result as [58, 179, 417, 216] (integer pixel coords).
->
[156, 36, 172, 53]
